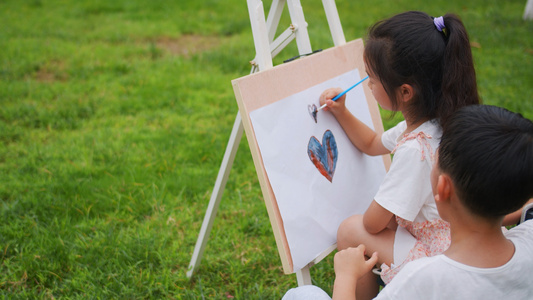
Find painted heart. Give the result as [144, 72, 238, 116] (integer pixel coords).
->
[307, 130, 338, 182]
[308, 104, 318, 123]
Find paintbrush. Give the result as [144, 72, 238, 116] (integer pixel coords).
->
[317, 75, 369, 112]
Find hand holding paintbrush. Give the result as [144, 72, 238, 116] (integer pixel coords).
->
[317, 76, 368, 113]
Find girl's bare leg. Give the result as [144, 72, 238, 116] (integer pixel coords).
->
[355, 269, 379, 300]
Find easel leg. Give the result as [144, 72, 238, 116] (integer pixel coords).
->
[187, 113, 244, 278]
[188, 0, 346, 283]
[525, 0, 533, 20]
[296, 265, 312, 286]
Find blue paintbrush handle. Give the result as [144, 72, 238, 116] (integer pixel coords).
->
[318, 75, 369, 111]
[332, 75, 369, 101]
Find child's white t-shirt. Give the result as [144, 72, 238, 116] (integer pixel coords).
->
[282, 221, 533, 300]
[375, 220, 533, 300]
[376, 120, 442, 223]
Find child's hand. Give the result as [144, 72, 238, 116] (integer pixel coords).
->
[334, 245, 378, 282]
[332, 245, 378, 299]
[319, 87, 346, 115]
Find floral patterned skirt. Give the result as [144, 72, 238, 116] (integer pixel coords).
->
[380, 216, 451, 284]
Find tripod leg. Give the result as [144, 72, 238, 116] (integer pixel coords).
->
[187, 112, 244, 278]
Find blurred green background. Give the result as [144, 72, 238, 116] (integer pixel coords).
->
[0, 0, 531, 298]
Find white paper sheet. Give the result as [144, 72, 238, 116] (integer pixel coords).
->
[250, 69, 386, 271]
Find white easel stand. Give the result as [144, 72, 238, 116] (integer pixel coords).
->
[187, 0, 346, 286]
[525, 0, 533, 20]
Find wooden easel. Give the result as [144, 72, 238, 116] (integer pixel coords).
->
[187, 0, 346, 285]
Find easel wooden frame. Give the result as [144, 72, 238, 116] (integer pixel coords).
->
[187, 0, 346, 286]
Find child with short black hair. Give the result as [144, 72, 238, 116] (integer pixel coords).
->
[335, 104, 533, 299]
[283, 104, 533, 299]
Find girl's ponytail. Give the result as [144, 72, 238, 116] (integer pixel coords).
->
[439, 14, 480, 127]
[364, 11, 479, 128]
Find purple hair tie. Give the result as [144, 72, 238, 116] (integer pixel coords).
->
[434, 16, 445, 32]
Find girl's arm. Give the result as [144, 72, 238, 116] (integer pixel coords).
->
[334, 109, 390, 156]
[363, 200, 395, 234]
[320, 88, 390, 156]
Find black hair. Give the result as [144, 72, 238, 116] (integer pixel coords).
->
[438, 105, 533, 218]
[364, 11, 480, 128]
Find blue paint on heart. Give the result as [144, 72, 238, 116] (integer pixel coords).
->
[307, 130, 338, 182]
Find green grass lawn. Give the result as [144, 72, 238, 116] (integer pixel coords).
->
[0, 0, 531, 298]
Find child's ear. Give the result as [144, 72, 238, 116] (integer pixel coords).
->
[399, 84, 415, 103]
[436, 174, 453, 202]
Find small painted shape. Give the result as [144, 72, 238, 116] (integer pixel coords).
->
[308, 104, 318, 123]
